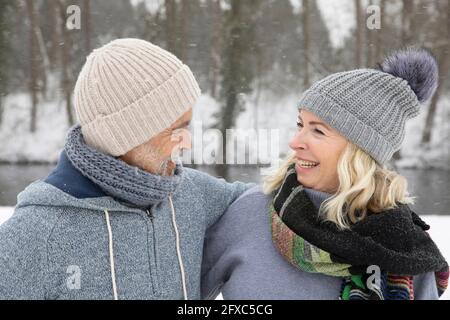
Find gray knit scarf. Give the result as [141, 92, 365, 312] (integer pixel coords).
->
[64, 125, 183, 208]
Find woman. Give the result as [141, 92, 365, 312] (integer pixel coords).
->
[201, 47, 449, 300]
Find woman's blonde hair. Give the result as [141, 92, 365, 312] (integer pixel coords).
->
[263, 142, 415, 230]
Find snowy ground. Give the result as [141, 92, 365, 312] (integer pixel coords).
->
[0, 94, 68, 163]
[0, 208, 449, 300]
[0, 208, 13, 225]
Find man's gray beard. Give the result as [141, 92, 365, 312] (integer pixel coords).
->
[157, 159, 173, 176]
[158, 151, 182, 176]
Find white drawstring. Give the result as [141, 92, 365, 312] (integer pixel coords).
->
[169, 196, 188, 300]
[104, 209, 119, 300]
[104, 200, 186, 300]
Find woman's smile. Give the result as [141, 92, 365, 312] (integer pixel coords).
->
[295, 157, 320, 174]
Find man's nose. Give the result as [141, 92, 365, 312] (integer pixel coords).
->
[178, 128, 192, 150]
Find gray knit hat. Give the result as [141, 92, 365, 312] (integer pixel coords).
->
[73, 38, 201, 156]
[298, 47, 438, 165]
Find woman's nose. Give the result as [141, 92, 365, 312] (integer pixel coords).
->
[289, 130, 307, 150]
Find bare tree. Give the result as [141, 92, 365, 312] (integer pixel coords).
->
[354, 0, 363, 68]
[0, 0, 14, 126]
[165, 0, 177, 53]
[57, 0, 74, 127]
[48, 0, 60, 67]
[142, 1, 164, 43]
[401, 0, 415, 45]
[84, 0, 92, 54]
[25, 0, 39, 132]
[216, 0, 260, 178]
[178, 0, 189, 61]
[209, 0, 222, 99]
[35, 14, 51, 99]
[302, 0, 310, 87]
[374, 0, 386, 63]
[366, 0, 375, 67]
[421, 0, 450, 145]
[24, 0, 51, 100]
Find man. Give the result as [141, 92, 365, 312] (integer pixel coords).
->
[0, 39, 250, 299]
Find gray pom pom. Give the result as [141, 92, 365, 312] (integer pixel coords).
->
[377, 47, 439, 103]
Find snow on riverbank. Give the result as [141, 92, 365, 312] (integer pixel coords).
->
[1, 92, 449, 170]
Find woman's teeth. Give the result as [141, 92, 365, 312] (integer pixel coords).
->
[298, 160, 319, 168]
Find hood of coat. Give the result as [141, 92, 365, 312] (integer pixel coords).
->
[16, 151, 152, 214]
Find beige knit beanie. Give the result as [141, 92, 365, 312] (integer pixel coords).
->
[73, 38, 201, 156]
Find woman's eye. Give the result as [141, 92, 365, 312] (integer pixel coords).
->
[297, 122, 324, 135]
[315, 129, 324, 135]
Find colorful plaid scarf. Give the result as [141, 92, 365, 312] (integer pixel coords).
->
[270, 166, 449, 300]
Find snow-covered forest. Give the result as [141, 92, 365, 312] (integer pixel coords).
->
[0, 0, 449, 180]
